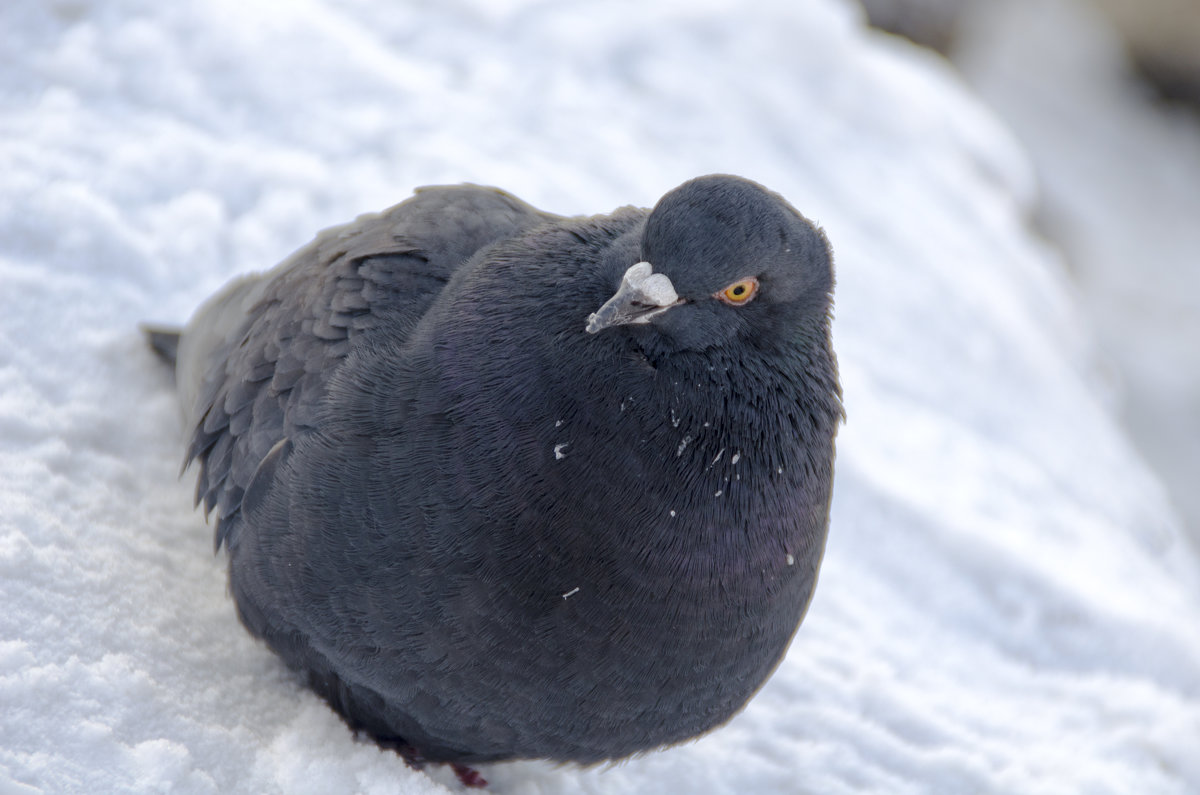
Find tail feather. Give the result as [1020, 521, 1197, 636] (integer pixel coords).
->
[141, 324, 182, 367]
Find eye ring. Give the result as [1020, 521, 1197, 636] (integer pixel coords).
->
[715, 277, 759, 306]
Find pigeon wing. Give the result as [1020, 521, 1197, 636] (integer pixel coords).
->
[176, 185, 556, 551]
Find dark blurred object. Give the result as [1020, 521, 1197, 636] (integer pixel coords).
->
[862, 0, 1200, 104]
[860, 0, 972, 53]
[1091, 0, 1200, 103]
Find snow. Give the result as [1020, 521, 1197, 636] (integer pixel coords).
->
[2, 1, 1199, 793]
[953, 0, 1200, 542]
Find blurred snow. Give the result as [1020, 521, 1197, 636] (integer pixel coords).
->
[2, 1, 1199, 793]
[954, 0, 1200, 546]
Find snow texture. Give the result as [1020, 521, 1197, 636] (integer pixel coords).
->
[954, 0, 1200, 542]
[2, 1, 1199, 793]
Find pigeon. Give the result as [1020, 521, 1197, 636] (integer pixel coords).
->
[147, 174, 841, 780]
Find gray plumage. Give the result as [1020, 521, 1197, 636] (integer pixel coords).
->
[152, 175, 841, 768]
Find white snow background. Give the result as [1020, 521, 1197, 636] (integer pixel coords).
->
[2, 1, 1199, 793]
[953, 0, 1200, 546]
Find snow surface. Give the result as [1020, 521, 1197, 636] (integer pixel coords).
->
[2, 1, 1199, 793]
[954, 0, 1200, 543]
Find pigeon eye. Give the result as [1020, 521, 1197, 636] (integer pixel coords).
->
[716, 278, 759, 305]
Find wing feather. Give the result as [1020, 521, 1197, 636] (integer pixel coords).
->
[174, 186, 555, 550]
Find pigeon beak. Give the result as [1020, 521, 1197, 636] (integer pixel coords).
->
[586, 262, 684, 334]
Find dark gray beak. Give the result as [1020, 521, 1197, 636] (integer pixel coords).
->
[586, 262, 684, 334]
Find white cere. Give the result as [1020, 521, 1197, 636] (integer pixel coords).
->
[554, 443, 569, 460]
[562, 587, 580, 600]
[625, 261, 679, 306]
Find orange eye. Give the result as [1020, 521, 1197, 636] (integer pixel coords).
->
[717, 277, 759, 305]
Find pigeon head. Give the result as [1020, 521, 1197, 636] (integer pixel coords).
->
[586, 174, 832, 354]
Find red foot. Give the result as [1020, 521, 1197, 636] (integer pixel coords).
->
[451, 763, 489, 788]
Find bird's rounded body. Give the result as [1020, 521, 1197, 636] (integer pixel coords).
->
[162, 176, 840, 765]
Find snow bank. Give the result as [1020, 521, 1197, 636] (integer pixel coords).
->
[955, 0, 1200, 540]
[2, 1, 1198, 793]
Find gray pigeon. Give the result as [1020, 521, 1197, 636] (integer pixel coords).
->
[148, 174, 841, 781]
